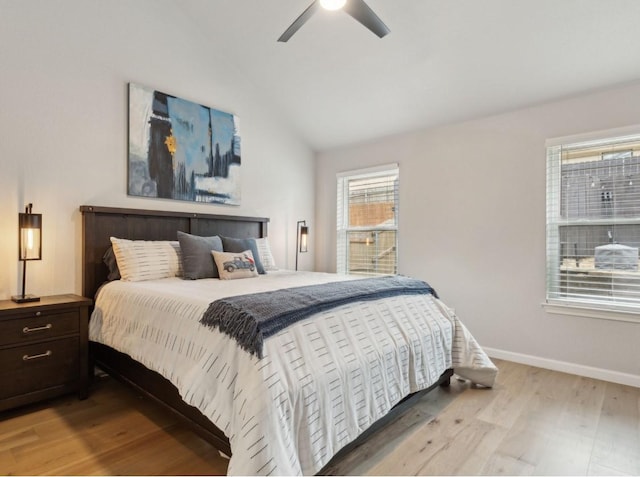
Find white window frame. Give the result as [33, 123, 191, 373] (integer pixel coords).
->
[337, 164, 399, 276]
[544, 125, 640, 322]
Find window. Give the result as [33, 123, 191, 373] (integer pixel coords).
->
[546, 130, 640, 314]
[337, 164, 398, 276]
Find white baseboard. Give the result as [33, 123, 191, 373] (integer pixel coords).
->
[483, 347, 640, 388]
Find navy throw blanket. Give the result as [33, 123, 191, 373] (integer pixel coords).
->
[200, 275, 437, 358]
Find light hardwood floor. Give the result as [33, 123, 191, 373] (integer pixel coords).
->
[1, 359, 639, 475]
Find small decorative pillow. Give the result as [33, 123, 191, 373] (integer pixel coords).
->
[212, 249, 259, 280]
[255, 237, 278, 271]
[110, 237, 182, 282]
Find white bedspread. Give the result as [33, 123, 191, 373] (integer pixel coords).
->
[89, 271, 497, 475]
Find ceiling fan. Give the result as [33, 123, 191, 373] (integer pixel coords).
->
[278, 0, 390, 42]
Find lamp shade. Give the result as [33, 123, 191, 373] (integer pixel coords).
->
[18, 210, 42, 261]
[299, 225, 308, 253]
[295, 220, 309, 271]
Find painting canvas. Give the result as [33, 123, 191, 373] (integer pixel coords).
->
[128, 83, 241, 205]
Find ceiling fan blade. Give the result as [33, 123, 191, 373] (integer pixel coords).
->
[343, 0, 390, 38]
[278, 1, 321, 42]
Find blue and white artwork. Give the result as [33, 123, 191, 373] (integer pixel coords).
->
[128, 83, 241, 205]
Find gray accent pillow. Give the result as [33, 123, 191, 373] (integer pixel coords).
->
[103, 247, 121, 281]
[221, 236, 265, 274]
[177, 231, 223, 279]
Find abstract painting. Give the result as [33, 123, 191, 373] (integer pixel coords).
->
[128, 83, 241, 205]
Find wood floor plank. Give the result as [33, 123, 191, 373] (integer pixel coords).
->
[486, 370, 587, 474]
[367, 381, 500, 475]
[8, 407, 175, 474]
[0, 401, 92, 434]
[531, 375, 608, 476]
[0, 428, 38, 453]
[6, 432, 94, 475]
[476, 361, 547, 429]
[481, 452, 536, 476]
[412, 417, 507, 476]
[590, 382, 640, 475]
[587, 460, 634, 476]
[49, 425, 227, 476]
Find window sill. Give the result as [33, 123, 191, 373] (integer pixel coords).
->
[542, 301, 640, 323]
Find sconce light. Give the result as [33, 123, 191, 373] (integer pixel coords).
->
[295, 220, 308, 271]
[12, 203, 42, 303]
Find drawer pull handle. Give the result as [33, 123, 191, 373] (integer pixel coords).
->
[23, 350, 52, 361]
[23, 324, 53, 334]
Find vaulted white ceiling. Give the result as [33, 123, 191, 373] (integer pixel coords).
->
[179, 0, 640, 151]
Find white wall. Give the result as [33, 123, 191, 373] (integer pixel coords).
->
[316, 82, 640, 383]
[0, 0, 315, 300]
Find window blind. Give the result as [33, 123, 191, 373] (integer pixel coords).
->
[337, 165, 399, 276]
[546, 132, 640, 311]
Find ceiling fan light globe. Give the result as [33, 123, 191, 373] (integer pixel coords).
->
[319, 0, 346, 11]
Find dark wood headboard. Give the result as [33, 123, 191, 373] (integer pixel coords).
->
[80, 205, 269, 299]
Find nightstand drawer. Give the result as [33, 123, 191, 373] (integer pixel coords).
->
[0, 310, 79, 346]
[0, 337, 80, 399]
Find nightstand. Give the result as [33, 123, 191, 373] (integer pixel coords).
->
[0, 294, 91, 412]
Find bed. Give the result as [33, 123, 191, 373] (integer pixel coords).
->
[81, 205, 497, 475]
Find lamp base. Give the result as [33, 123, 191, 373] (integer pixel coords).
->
[11, 294, 40, 303]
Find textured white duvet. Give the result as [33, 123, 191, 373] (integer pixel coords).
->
[89, 271, 497, 475]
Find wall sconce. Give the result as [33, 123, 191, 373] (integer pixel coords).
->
[12, 203, 42, 303]
[295, 220, 308, 271]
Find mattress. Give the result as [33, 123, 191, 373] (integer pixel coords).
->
[89, 270, 497, 475]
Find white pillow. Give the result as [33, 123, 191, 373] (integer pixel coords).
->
[212, 249, 259, 280]
[255, 237, 278, 271]
[110, 237, 182, 281]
